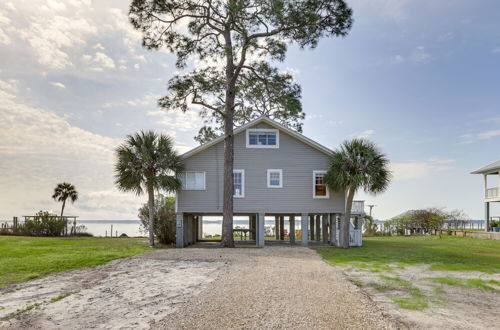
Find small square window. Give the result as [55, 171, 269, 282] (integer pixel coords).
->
[267, 169, 283, 188]
[181, 172, 206, 190]
[246, 129, 279, 148]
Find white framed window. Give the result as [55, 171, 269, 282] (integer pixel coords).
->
[267, 169, 283, 188]
[181, 171, 206, 190]
[233, 169, 245, 198]
[313, 170, 329, 199]
[246, 128, 279, 148]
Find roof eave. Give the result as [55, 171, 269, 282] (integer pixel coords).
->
[180, 117, 334, 159]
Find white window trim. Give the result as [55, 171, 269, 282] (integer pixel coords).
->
[233, 169, 245, 198]
[313, 170, 329, 199]
[246, 128, 279, 149]
[182, 171, 206, 190]
[267, 169, 283, 188]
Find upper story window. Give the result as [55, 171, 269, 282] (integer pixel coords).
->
[246, 128, 279, 148]
[267, 169, 283, 188]
[313, 170, 329, 199]
[233, 169, 245, 198]
[181, 171, 206, 190]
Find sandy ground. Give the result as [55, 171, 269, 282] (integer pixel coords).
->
[0, 257, 224, 329]
[342, 264, 500, 330]
[0, 246, 396, 330]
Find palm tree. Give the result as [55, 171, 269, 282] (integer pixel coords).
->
[52, 182, 78, 218]
[325, 139, 390, 248]
[115, 131, 184, 247]
[52, 182, 78, 235]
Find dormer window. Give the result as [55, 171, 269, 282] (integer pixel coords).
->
[246, 128, 279, 148]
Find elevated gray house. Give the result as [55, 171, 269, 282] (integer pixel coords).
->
[472, 159, 500, 231]
[175, 117, 365, 247]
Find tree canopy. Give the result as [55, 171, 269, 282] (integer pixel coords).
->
[129, 0, 354, 247]
[325, 138, 390, 248]
[115, 130, 184, 246]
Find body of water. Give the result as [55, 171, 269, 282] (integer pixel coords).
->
[1, 218, 487, 238]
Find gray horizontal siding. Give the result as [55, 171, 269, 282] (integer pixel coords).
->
[177, 122, 345, 214]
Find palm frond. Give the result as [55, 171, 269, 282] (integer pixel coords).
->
[325, 138, 391, 195]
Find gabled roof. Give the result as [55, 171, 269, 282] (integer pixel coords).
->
[181, 116, 334, 159]
[471, 159, 500, 174]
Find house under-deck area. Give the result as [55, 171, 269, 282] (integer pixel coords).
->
[176, 201, 365, 247]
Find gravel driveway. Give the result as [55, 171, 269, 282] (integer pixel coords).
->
[1, 246, 395, 329]
[150, 246, 395, 329]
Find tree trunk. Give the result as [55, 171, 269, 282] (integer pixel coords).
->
[342, 189, 356, 248]
[147, 184, 155, 247]
[61, 199, 67, 236]
[221, 23, 237, 248]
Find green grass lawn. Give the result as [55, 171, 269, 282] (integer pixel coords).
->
[316, 236, 500, 273]
[0, 236, 152, 289]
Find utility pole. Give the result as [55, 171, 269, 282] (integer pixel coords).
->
[367, 204, 376, 217]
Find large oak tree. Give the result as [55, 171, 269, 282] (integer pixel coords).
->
[130, 0, 353, 247]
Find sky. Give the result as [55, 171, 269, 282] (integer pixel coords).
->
[0, 0, 499, 220]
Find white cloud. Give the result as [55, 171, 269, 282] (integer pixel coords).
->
[0, 9, 12, 45]
[0, 89, 145, 219]
[93, 52, 116, 69]
[460, 130, 500, 144]
[94, 43, 105, 50]
[82, 52, 116, 71]
[0, 79, 18, 93]
[492, 47, 500, 54]
[127, 93, 158, 107]
[352, 129, 375, 139]
[18, 12, 97, 69]
[391, 157, 455, 181]
[50, 81, 66, 89]
[390, 54, 405, 64]
[410, 46, 433, 63]
[147, 110, 203, 134]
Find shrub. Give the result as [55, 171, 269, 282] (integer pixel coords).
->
[23, 211, 66, 236]
[138, 195, 176, 244]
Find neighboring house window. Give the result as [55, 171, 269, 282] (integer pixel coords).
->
[246, 129, 279, 148]
[233, 169, 245, 198]
[267, 169, 283, 188]
[181, 171, 206, 190]
[313, 171, 329, 198]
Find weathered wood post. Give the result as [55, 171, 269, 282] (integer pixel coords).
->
[315, 215, 321, 242]
[322, 214, 329, 243]
[275, 216, 280, 240]
[329, 214, 336, 246]
[289, 215, 295, 245]
[310, 215, 315, 241]
[279, 216, 285, 240]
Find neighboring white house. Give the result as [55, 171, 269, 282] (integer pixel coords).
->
[175, 116, 365, 247]
[472, 159, 500, 231]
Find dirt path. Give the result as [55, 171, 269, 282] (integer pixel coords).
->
[1, 247, 395, 329]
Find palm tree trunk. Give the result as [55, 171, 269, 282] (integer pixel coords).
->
[61, 199, 67, 236]
[342, 189, 356, 248]
[147, 184, 155, 247]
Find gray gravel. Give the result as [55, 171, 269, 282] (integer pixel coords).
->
[149, 246, 396, 329]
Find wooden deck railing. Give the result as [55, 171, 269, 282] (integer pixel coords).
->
[351, 201, 365, 214]
[486, 187, 499, 199]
